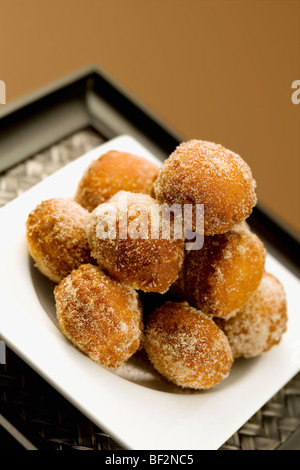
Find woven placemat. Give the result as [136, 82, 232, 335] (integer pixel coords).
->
[0, 128, 299, 450]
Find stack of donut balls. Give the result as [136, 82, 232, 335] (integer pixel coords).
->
[26, 142, 288, 390]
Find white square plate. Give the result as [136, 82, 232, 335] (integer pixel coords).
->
[0, 135, 299, 450]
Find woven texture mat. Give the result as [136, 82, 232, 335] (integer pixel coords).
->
[0, 128, 299, 450]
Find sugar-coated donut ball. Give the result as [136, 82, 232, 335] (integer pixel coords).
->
[215, 272, 288, 358]
[85, 191, 185, 293]
[184, 225, 266, 318]
[144, 301, 233, 389]
[75, 150, 159, 212]
[26, 198, 92, 283]
[153, 140, 257, 235]
[55, 264, 144, 368]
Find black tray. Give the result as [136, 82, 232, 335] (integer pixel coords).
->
[0, 65, 299, 450]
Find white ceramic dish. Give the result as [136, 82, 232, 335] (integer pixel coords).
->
[0, 135, 299, 450]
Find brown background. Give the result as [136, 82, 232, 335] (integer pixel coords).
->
[1, 0, 299, 233]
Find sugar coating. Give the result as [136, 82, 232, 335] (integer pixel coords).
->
[26, 198, 92, 283]
[75, 150, 159, 212]
[215, 272, 288, 358]
[184, 224, 266, 318]
[55, 264, 144, 368]
[153, 140, 257, 235]
[27, 140, 287, 388]
[144, 301, 233, 389]
[85, 191, 185, 293]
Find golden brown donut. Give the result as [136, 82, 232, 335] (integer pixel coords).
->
[215, 272, 288, 358]
[85, 191, 185, 293]
[144, 301, 233, 389]
[153, 140, 257, 235]
[183, 225, 266, 318]
[55, 264, 144, 368]
[26, 198, 92, 283]
[75, 150, 159, 212]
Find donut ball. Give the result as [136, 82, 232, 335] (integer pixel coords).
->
[85, 191, 185, 293]
[215, 272, 288, 358]
[26, 198, 92, 283]
[55, 264, 144, 368]
[75, 150, 159, 212]
[144, 301, 233, 389]
[153, 140, 257, 235]
[184, 225, 266, 318]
